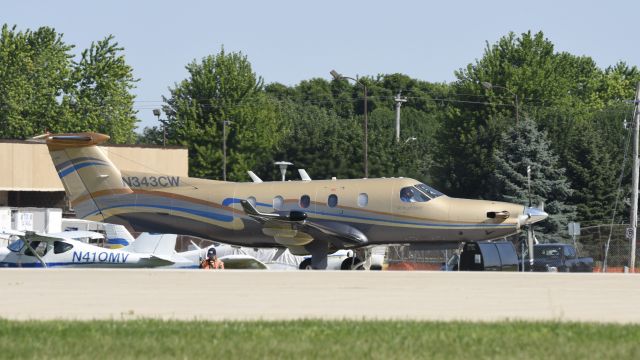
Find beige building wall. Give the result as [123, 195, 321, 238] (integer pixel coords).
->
[0, 142, 188, 191]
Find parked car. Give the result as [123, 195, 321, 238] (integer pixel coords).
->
[443, 241, 519, 271]
[522, 243, 593, 272]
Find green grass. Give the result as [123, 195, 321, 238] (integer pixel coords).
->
[1, 319, 639, 359]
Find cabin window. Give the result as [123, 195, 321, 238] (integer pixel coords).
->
[54, 241, 74, 254]
[273, 196, 284, 210]
[328, 194, 338, 208]
[358, 193, 368, 207]
[300, 195, 311, 209]
[247, 196, 257, 207]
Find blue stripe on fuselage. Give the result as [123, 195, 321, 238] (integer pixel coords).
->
[86, 203, 234, 222]
[222, 197, 272, 208]
[58, 162, 110, 178]
[55, 157, 106, 172]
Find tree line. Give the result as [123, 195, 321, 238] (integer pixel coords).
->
[2, 25, 638, 236]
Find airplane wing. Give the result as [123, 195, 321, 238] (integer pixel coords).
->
[0, 229, 26, 237]
[239, 200, 367, 249]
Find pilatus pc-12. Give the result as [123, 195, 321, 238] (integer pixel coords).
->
[42, 133, 547, 269]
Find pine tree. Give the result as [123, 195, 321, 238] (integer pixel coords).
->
[492, 117, 576, 237]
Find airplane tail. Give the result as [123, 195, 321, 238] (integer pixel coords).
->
[124, 233, 177, 261]
[44, 133, 133, 220]
[104, 223, 136, 249]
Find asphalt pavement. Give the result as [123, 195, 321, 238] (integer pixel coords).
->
[1, 269, 638, 323]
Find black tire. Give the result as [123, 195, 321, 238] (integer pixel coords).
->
[299, 258, 313, 270]
[341, 257, 363, 270]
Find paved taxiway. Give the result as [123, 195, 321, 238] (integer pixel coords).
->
[1, 270, 639, 323]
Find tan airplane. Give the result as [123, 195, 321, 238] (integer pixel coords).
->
[43, 132, 547, 269]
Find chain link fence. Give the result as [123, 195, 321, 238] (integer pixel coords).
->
[386, 224, 639, 272]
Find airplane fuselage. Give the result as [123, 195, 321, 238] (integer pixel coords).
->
[75, 171, 527, 252]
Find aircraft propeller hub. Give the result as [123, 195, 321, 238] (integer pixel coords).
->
[523, 207, 548, 225]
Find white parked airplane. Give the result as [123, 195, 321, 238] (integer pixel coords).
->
[0, 230, 174, 268]
[0, 228, 280, 269]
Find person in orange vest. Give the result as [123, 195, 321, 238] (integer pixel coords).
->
[200, 247, 224, 269]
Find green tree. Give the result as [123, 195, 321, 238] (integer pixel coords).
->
[563, 122, 618, 226]
[64, 35, 138, 143]
[0, 25, 139, 142]
[136, 126, 163, 145]
[435, 31, 610, 199]
[492, 117, 575, 236]
[0, 24, 73, 138]
[164, 48, 286, 180]
[261, 100, 362, 181]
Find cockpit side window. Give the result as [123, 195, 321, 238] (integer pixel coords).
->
[400, 183, 445, 203]
[23, 241, 48, 257]
[54, 241, 74, 254]
[399, 186, 429, 203]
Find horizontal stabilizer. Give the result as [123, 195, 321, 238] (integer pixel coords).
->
[147, 255, 175, 266]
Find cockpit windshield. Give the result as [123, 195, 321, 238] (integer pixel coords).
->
[415, 183, 444, 198]
[399, 183, 445, 203]
[7, 239, 25, 252]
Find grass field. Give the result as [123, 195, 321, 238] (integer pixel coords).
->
[1, 319, 639, 359]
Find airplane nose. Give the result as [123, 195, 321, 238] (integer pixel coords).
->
[523, 207, 548, 225]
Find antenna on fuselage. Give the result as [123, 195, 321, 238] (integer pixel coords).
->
[298, 169, 312, 181]
[247, 171, 263, 183]
[274, 161, 293, 181]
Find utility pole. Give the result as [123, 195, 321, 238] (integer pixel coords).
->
[222, 120, 232, 181]
[527, 165, 534, 270]
[363, 83, 368, 178]
[394, 92, 407, 143]
[630, 82, 640, 272]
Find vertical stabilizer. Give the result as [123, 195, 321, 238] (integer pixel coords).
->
[104, 223, 136, 248]
[45, 133, 132, 220]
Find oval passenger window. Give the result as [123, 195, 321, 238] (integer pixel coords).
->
[328, 194, 338, 208]
[358, 193, 368, 207]
[300, 195, 311, 208]
[273, 196, 284, 210]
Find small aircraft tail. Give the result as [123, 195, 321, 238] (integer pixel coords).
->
[124, 233, 177, 261]
[44, 133, 132, 220]
[104, 223, 136, 248]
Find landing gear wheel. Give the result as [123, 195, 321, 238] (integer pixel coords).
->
[299, 258, 313, 270]
[341, 257, 364, 270]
